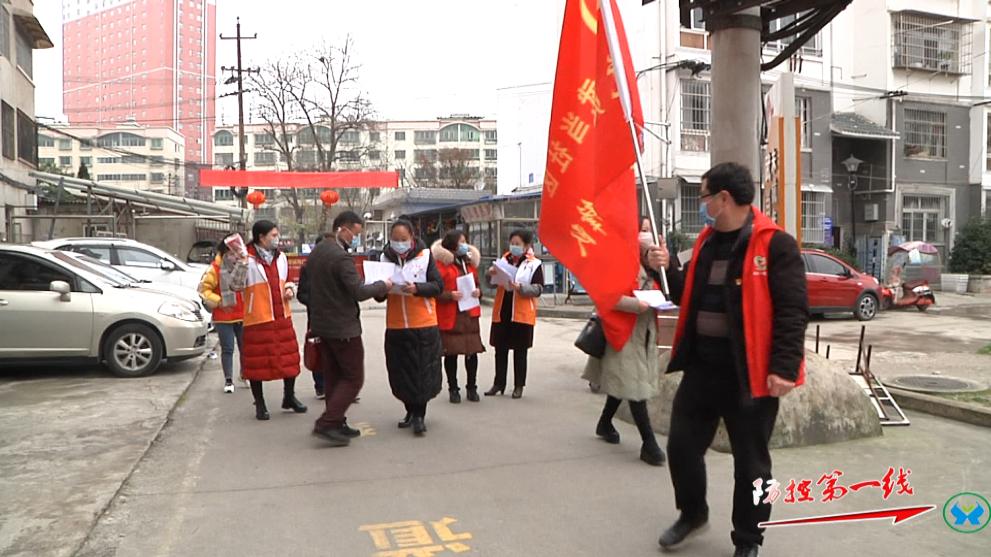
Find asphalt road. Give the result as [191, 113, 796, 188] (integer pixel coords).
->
[2, 304, 990, 556]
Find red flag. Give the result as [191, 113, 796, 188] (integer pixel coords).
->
[539, 0, 645, 351]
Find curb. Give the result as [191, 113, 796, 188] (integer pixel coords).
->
[70, 340, 217, 557]
[886, 386, 991, 428]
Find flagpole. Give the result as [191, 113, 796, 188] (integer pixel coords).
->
[599, 0, 670, 296]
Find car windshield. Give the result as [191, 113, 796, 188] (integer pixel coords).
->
[50, 251, 130, 287]
[77, 254, 145, 285]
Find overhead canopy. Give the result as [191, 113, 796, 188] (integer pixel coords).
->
[199, 169, 399, 189]
[31, 172, 245, 220]
[12, 8, 54, 49]
[831, 113, 900, 140]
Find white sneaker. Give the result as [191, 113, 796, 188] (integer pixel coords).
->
[224, 382, 235, 393]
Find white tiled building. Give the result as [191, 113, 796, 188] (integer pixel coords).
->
[209, 115, 498, 206]
[0, 1, 53, 243]
[37, 123, 187, 195]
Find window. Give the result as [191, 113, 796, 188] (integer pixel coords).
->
[151, 138, 163, 150]
[297, 150, 317, 165]
[58, 139, 72, 151]
[39, 157, 54, 167]
[807, 254, 846, 276]
[59, 156, 73, 167]
[37, 134, 55, 147]
[415, 149, 438, 163]
[150, 156, 164, 166]
[214, 188, 234, 201]
[765, 12, 823, 56]
[893, 12, 971, 74]
[16, 110, 36, 166]
[254, 133, 274, 146]
[395, 131, 406, 141]
[1, 102, 13, 161]
[116, 247, 164, 268]
[150, 172, 165, 183]
[66, 245, 111, 262]
[414, 130, 437, 145]
[0, 254, 73, 292]
[369, 150, 381, 161]
[254, 151, 276, 165]
[80, 139, 92, 151]
[904, 109, 946, 159]
[394, 150, 406, 160]
[80, 156, 92, 167]
[484, 149, 498, 160]
[484, 130, 498, 143]
[684, 7, 705, 31]
[681, 80, 711, 152]
[336, 150, 360, 163]
[369, 132, 381, 143]
[98, 133, 145, 147]
[0, 6, 10, 60]
[901, 194, 946, 244]
[98, 157, 119, 164]
[679, 181, 703, 234]
[340, 130, 360, 144]
[801, 191, 826, 244]
[15, 26, 32, 77]
[214, 153, 234, 166]
[440, 124, 480, 142]
[97, 174, 147, 181]
[797, 97, 811, 149]
[214, 130, 234, 146]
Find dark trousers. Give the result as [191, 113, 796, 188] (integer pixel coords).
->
[444, 355, 478, 391]
[405, 402, 428, 418]
[667, 367, 779, 547]
[250, 377, 296, 403]
[600, 396, 660, 449]
[315, 337, 365, 430]
[493, 348, 528, 388]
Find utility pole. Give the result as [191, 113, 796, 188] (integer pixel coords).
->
[220, 17, 258, 208]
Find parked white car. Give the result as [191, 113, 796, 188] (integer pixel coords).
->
[33, 238, 208, 290]
[0, 244, 209, 377]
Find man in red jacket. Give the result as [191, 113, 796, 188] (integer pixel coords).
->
[655, 163, 809, 557]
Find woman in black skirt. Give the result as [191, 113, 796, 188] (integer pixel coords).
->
[485, 229, 543, 399]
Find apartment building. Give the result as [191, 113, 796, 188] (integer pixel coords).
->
[38, 123, 186, 195]
[0, 1, 53, 243]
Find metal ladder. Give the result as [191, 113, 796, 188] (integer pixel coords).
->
[849, 326, 911, 426]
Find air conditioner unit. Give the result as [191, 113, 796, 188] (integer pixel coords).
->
[864, 204, 880, 222]
[24, 193, 38, 210]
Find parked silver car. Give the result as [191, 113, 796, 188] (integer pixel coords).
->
[0, 244, 209, 377]
[32, 238, 208, 289]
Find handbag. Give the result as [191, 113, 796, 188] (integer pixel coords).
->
[574, 313, 607, 358]
[303, 331, 322, 372]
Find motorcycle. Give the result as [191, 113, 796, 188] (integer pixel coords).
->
[882, 241, 938, 312]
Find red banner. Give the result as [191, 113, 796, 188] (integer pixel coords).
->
[198, 169, 398, 189]
[538, 0, 644, 351]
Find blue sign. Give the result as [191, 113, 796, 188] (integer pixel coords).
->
[823, 216, 833, 247]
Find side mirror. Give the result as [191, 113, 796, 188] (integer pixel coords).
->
[160, 259, 177, 271]
[50, 280, 72, 302]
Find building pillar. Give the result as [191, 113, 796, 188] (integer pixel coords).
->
[708, 8, 762, 174]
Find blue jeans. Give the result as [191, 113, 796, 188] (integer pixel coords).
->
[215, 322, 244, 381]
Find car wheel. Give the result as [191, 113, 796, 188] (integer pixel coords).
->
[103, 324, 163, 377]
[854, 293, 879, 321]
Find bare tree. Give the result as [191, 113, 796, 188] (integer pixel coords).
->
[437, 148, 480, 189]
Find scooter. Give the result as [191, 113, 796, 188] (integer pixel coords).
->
[881, 279, 936, 312]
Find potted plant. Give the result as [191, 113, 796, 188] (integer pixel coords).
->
[949, 218, 991, 294]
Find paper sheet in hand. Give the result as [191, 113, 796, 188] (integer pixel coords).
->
[634, 290, 677, 310]
[492, 259, 517, 286]
[362, 261, 397, 285]
[456, 274, 480, 312]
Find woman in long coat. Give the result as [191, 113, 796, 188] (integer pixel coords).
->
[485, 229, 543, 399]
[432, 230, 485, 404]
[241, 220, 307, 420]
[582, 232, 666, 466]
[377, 219, 444, 435]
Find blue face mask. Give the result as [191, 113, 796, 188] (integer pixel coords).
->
[699, 201, 717, 227]
[350, 235, 361, 250]
[457, 243, 470, 256]
[509, 245, 525, 258]
[391, 240, 412, 255]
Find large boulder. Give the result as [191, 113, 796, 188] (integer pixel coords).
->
[618, 351, 883, 452]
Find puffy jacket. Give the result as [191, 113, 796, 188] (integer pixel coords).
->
[197, 255, 245, 323]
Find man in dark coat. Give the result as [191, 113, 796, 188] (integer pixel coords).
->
[653, 163, 809, 557]
[307, 211, 391, 446]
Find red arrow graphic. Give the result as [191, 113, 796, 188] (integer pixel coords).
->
[759, 506, 936, 528]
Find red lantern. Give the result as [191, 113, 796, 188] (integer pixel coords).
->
[246, 190, 266, 209]
[320, 190, 340, 207]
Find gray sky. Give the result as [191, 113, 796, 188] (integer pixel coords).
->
[34, 0, 567, 123]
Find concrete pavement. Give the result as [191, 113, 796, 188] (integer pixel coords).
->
[56, 306, 990, 557]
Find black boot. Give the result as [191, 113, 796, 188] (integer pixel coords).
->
[449, 389, 462, 404]
[251, 381, 270, 421]
[596, 417, 620, 444]
[465, 358, 480, 402]
[281, 378, 307, 413]
[733, 544, 759, 557]
[412, 416, 427, 436]
[398, 413, 413, 429]
[466, 388, 480, 402]
[640, 442, 666, 466]
[658, 513, 709, 550]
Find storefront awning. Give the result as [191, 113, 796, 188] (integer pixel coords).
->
[831, 113, 900, 140]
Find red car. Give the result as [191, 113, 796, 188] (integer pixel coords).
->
[802, 249, 883, 321]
